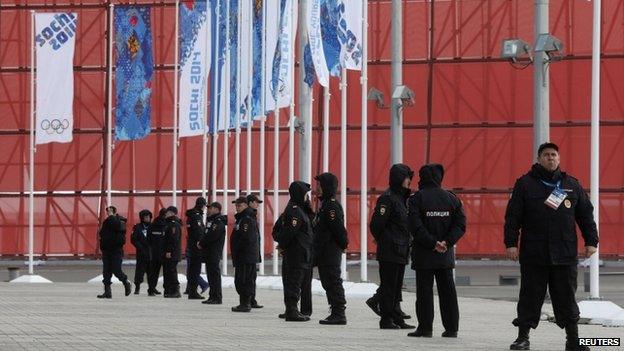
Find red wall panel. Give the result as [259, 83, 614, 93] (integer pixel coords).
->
[1, 1, 623, 258]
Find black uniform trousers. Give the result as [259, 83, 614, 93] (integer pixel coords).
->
[133, 255, 149, 285]
[514, 264, 580, 329]
[300, 267, 313, 315]
[205, 259, 222, 301]
[162, 258, 179, 294]
[318, 265, 346, 308]
[372, 265, 405, 312]
[378, 261, 405, 323]
[186, 256, 203, 293]
[415, 268, 459, 332]
[282, 262, 309, 312]
[147, 258, 163, 292]
[234, 264, 256, 302]
[102, 250, 128, 285]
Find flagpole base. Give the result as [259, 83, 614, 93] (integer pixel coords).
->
[10, 274, 52, 283]
[578, 300, 624, 327]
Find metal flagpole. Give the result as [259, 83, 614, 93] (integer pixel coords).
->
[235, 0, 242, 200]
[339, 67, 347, 280]
[298, 0, 312, 184]
[288, 0, 296, 185]
[533, 0, 549, 154]
[173, 0, 180, 207]
[273, 108, 280, 275]
[390, 0, 402, 164]
[246, 0, 253, 195]
[322, 86, 329, 172]
[212, 0, 220, 207]
[107, 4, 114, 207]
[259, 1, 267, 276]
[589, 0, 601, 300]
[201, 3, 211, 201]
[29, 10, 36, 276]
[360, 0, 368, 282]
[222, 0, 231, 276]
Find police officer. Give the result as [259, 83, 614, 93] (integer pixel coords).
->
[313, 172, 348, 325]
[198, 202, 227, 304]
[504, 143, 598, 351]
[273, 181, 315, 322]
[147, 208, 167, 296]
[130, 209, 152, 295]
[163, 206, 182, 298]
[230, 197, 260, 312]
[246, 194, 264, 309]
[185, 197, 207, 300]
[407, 164, 466, 338]
[369, 164, 415, 330]
[97, 206, 132, 298]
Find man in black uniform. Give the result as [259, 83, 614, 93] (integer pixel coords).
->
[313, 172, 349, 325]
[163, 206, 182, 298]
[505, 142, 598, 351]
[369, 164, 415, 330]
[407, 164, 466, 338]
[273, 181, 315, 322]
[185, 197, 207, 300]
[147, 208, 167, 296]
[130, 209, 152, 295]
[97, 206, 132, 298]
[198, 202, 227, 304]
[230, 196, 260, 312]
[246, 194, 264, 309]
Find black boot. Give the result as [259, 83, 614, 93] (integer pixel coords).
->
[285, 307, 310, 322]
[278, 312, 286, 319]
[565, 324, 589, 351]
[171, 287, 182, 298]
[510, 327, 530, 350]
[202, 298, 222, 305]
[231, 296, 252, 312]
[379, 318, 399, 329]
[250, 298, 263, 309]
[188, 288, 205, 300]
[407, 329, 433, 337]
[319, 306, 347, 325]
[134, 283, 140, 295]
[395, 319, 415, 329]
[366, 297, 381, 316]
[97, 284, 112, 299]
[123, 280, 132, 296]
[397, 305, 411, 320]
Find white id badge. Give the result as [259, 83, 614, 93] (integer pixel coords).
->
[545, 188, 567, 210]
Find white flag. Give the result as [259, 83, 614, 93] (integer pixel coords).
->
[35, 13, 76, 145]
[264, 0, 280, 114]
[341, 0, 363, 70]
[307, 0, 329, 87]
[178, 2, 211, 138]
[272, 0, 295, 109]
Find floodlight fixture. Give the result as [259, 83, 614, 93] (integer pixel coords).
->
[392, 85, 415, 107]
[501, 38, 533, 64]
[534, 34, 564, 62]
[367, 87, 388, 109]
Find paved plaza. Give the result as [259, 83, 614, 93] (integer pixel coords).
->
[0, 282, 621, 351]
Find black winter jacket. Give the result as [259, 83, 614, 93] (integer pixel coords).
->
[163, 216, 182, 261]
[99, 214, 127, 252]
[408, 164, 466, 270]
[199, 214, 227, 263]
[274, 181, 315, 269]
[230, 207, 260, 267]
[131, 222, 151, 260]
[147, 215, 167, 260]
[313, 173, 348, 267]
[185, 207, 205, 258]
[370, 164, 414, 265]
[504, 164, 599, 265]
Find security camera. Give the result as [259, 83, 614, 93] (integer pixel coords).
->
[501, 38, 533, 63]
[367, 87, 388, 109]
[392, 85, 415, 107]
[534, 34, 564, 62]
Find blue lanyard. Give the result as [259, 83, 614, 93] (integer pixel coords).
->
[541, 180, 561, 189]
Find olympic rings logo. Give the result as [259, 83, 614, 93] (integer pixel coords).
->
[40, 119, 70, 135]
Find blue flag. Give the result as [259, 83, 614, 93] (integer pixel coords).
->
[251, 0, 263, 119]
[320, 0, 342, 77]
[114, 6, 153, 141]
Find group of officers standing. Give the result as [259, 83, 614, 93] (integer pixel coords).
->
[97, 142, 598, 350]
